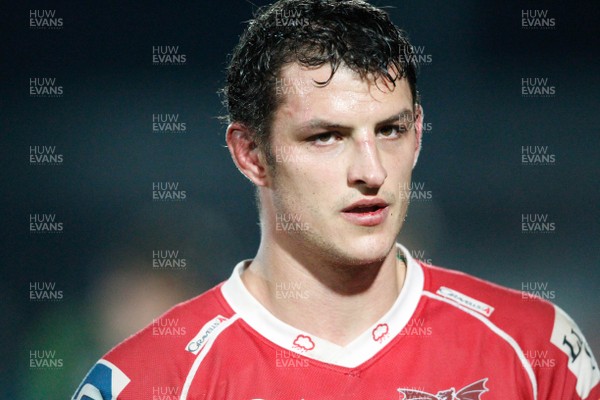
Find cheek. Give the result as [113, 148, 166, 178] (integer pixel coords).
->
[271, 165, 315, 208]
[281, 158, 337, 190]
[383, 146, 414, 176]
[274, 164, 339, 218]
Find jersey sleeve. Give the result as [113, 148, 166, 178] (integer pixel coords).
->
[541, 304, 600, 399]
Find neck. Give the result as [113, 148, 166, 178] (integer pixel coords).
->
[241, 234, 406, 346]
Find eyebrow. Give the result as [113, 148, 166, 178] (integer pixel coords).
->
[298, 108, 414, 132]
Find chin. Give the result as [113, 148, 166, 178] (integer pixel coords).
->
[334, 234, 396, 265]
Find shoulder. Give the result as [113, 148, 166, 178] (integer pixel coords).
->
[420, 263, 554, 368]
[107, 283, 230, 358]
[420, 262, 600, 400]
[72, 283, 233, 399]
[420, 261, 572, 350]
[421, 262, 553, 326]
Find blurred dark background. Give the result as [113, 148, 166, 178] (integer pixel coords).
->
[2, 0, 598, 397]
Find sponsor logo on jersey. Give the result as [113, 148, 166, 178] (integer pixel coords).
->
[372, 323, 389, 343]
[436, 287, 494, 317]
[550, 305, 600, 399]
[186, 315, 229, 355]
[72, 359, 130, 400]
[292, 334, 315, 352]
[398, 378, 488, 399]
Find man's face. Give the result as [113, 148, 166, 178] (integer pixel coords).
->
[261, 62, 421, 265]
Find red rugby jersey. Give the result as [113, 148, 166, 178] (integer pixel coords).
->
[73, 245, 600, 400]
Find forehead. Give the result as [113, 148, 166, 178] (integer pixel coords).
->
[274, 63, 413, 126]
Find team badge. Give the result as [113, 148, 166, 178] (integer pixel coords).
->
[397, 378, 488, 400]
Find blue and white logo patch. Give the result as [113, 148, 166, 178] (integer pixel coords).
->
[72, 359, 130, 400]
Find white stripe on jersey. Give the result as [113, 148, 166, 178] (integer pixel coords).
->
[180, 314, 240, 400]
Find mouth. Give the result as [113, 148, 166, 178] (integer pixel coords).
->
[341, 200, 390, 226]
[344, 204, 385, 213]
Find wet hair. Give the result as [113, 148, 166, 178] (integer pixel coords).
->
[222, 0, 419, 151]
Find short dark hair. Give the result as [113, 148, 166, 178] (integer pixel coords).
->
[222, 0, 419, 149]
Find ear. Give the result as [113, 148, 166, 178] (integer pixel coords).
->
[412, 104, 424, 168]
[226, 122, 270, 186]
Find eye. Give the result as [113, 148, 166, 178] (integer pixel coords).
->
[378, 124, 408, 138]
[309, 132, 341, 146]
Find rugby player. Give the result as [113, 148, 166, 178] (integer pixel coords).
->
[74, 1, 599, 398]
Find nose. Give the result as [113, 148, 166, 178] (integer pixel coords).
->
[347, 137, 387, 189]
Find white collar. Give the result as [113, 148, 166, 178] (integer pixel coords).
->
[221, 243, 424, 368]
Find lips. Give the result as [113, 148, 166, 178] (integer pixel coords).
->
[342, 199, 388, 213]
[341, 199, 389, 226]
